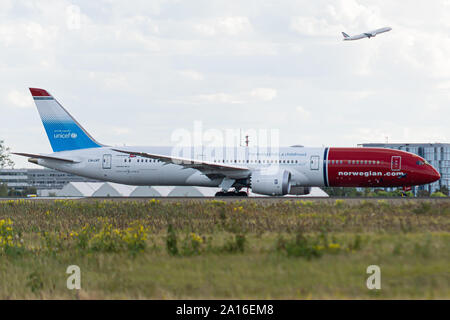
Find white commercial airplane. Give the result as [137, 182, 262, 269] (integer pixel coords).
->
[14, 88, 440, 197]
[342, 27, 392, 41]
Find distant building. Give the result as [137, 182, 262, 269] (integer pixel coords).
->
[0, 169, 29, 191]
[359, 143, 450, 193]
[0, 168, 100, 194]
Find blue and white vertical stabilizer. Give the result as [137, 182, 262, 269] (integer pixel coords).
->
[29, 88, 103, 152]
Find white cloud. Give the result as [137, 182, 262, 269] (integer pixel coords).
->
[194, 88, 277, 105]
[296, 106, 311, 120]
[194, 23, 216, 36]
[195, 93, 244, 104]
[291, 17, 341, 36]
[348, 90, 374, 100]
[0, 0, 449, 168]
[195, 16, 252, 36]
[250, 88, 277, 101]
[179, 70, 204, 81]
[7, 90, 33, 108]
[111, 127, 131, 135]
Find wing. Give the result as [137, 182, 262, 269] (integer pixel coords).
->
[13, 152, 79, 163]
[112, 148, 250, 179]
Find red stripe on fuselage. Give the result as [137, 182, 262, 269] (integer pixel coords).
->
[327, 147, 434, 187]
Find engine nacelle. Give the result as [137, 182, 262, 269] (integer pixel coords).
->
[289, 186, 311, 195]
[251, 169, 291, 196]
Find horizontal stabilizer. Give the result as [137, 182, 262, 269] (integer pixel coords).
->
[12, 152, 79, 163]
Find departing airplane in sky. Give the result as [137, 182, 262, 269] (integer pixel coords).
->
[342, 27, 392, 41]
[14, 88, 440, 196]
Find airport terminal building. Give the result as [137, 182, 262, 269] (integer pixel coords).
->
[0, 168, 100, 195]
[359, 143, 450, 194]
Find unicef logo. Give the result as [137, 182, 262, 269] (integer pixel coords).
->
[54, 132, 77, 139]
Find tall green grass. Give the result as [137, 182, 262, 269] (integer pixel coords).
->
[0, 199, 448, 299]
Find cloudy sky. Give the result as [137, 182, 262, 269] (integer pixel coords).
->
[1, 0, 449, 168]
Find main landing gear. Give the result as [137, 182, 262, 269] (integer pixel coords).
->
[215, 190, 248, 197]
[216, 178, 248, 197]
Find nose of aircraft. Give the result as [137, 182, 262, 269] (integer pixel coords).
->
[427, 166, 441, 183]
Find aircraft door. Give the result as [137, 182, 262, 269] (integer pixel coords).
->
[102, 154, 112, 169]
[391, 156, 401, 171]
[310, 155, 320, 170]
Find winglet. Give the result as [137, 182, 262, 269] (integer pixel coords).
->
[29, 88, 51, 97]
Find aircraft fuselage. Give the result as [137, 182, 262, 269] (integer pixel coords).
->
[32, 146, 440, 189]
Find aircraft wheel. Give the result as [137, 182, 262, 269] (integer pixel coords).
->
[216, 191, 248, 197]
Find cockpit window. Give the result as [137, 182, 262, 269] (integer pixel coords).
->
[416, 160, 425, 166]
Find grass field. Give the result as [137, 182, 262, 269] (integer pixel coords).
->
[0, 198, 448, 299]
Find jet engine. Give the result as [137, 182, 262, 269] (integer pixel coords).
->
[289, 186, 311, 195]
[251, 169, 291, 196]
